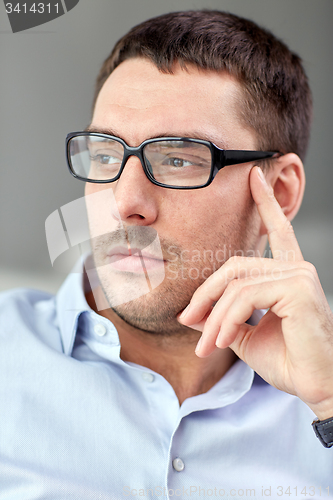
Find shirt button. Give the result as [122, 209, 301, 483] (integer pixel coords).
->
[172, 457, 185, 472]
[141, 372, 155, 383]
[94, 324, 107, 337]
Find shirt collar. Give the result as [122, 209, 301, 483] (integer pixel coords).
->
[55, 256, 120, 355]
[55, 257, 262, 408]
[55, 263, 89, 356]
[56, 256, 124, 356]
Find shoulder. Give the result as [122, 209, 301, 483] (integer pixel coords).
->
[0, 286, 53, 307]
[0, 287, 54, 325]
[0, 287, 63, 352]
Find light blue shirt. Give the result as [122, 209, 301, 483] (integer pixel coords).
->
[0, 268, 332, 500]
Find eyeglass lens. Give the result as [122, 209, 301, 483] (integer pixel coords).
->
[68, 135, 212, 187]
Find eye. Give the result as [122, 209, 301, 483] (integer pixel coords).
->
[90, 154, 121, 165]
[163, 157, 193, 168]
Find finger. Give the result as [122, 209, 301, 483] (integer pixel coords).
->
[215, 274, 311, 351]
[179, 256, 305, 327]
[195, 266, 313, 356]
[195, 273, 279, 356]
[177, 310, 211, 332]
[250, 166, 303, 261]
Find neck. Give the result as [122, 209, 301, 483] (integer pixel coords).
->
[86, 289, 237, 405]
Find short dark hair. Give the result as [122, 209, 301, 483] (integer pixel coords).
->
[93, 10, 312, 161]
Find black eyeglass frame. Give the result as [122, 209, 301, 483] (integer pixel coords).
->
[66, 132, 282, 190]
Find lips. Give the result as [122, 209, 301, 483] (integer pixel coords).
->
[106, 246, 165, 273]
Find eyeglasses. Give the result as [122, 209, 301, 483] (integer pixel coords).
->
[66, 132, 281, 190]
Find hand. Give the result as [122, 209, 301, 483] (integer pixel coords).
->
[178, 166, 333, 420]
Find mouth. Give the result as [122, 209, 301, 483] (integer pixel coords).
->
[106, 246, 165, 273]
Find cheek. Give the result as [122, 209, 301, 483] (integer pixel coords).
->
[84, 184, 121, 238]
[162, 192, 208, 231]
[84, 183, 111, 196]
[212, 166, 252, 207]
[162, 168, 252, 233]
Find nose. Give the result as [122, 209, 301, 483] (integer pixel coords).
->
[119, 149, 154, 183]
[112, 155, 159, 225]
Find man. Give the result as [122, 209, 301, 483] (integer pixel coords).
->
[1, 9, 333, 499]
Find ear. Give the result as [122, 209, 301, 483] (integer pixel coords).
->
[264, 153, 305, 222]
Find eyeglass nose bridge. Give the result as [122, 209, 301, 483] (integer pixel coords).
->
[118, 144, 154, 183]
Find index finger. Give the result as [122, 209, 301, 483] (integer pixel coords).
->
[251, 166, 303, 261]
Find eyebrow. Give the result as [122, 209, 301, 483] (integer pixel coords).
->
[85, 125, 119, 136]
[85, 125, 229, 149]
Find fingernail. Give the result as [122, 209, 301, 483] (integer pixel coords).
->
[179, 304, 190, 320]
[195, 335, 203, 353]
[216, 329, 223, 347]
[257, 167, 266, 183]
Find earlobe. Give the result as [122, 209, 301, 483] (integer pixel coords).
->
[266, 153, 305, 222]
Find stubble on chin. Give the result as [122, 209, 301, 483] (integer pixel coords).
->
[90, 205, 259, 336]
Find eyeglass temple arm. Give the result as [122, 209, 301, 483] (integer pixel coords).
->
[222, 150, 281, 167]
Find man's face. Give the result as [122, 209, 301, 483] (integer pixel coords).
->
[86, 58, 262, 334]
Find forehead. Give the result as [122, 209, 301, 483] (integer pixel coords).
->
[92, 58, 256, 150]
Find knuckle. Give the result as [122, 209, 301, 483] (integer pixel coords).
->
[283, 218, 295, 235]
[226, 278, 240, 292]
[301, 261, 317, 276]
[293, 274, 315, 294]
[239, 283, 253, 300]
[227, 255, 243, 266]
[272, 218, 294, 239]
[292, 262, 318, 284]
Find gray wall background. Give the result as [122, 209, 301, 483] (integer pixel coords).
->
[0, 0, 332, 293]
